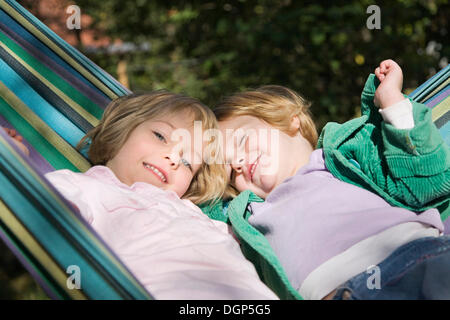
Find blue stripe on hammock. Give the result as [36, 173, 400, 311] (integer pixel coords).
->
[5, 0, 130, 97]
[0, 128, 153, 299]
[0, 217, 61, 299]
[0, 58, 85, 147]
[0, 114, 54, 173]
[439, 121, 450, 147]
[409, 65, 450, 102]
[0, 18, 110, 109]
[0, 44, 94, 133]
[0, 9, 111, 103]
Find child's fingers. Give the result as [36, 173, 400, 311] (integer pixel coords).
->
[2, 127, 24, 141]
[381, 59, 400, 75]
[380, 61, 391, 73]
[375, 67, 385, 81]
[2, 127, 16, 137]
[375, 67, 380, 76]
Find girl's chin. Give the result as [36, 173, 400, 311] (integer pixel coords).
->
[248, 182, 275, 199]
[257, 175, 277, 192]
[235, 175, 275, 197]
[251, 189, 269, 199]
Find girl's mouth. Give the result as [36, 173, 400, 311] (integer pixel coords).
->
[143, 162, 168, 183]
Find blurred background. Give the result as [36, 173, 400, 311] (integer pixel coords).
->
[1, 0, 448, 299]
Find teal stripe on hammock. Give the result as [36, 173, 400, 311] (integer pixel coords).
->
[0, 133, 153, 299]
[0, 196, 73, 299]
[0, 13, 108, 117]
[0, 96, 84, 172]
[4, 0, 126, 96]
[439, 121, 450, 147]
[0, 113, 54, 173]
[0, 172, 119, 299]
[409, 65, 450, 102]
[0, 58, 85, 147]
[5, 0, 130, 97]
[0, 8, 110, 107]
[0, 43, 94, 133]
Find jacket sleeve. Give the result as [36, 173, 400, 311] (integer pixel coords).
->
[356, 74, 450, 214]
[379, 99, 450, 209]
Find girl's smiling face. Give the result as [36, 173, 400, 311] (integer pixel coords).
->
[219, 115, 313, 199]
[106, 111, 203, 198]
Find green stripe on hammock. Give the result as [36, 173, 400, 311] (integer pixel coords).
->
[0, 0, 122, 100]
[0, 30, 102, 125]
[0, 84, 90, 171]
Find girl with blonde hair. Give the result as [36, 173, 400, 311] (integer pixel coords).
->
[44, 90, 278, 300]
[216, 60, 450, 300]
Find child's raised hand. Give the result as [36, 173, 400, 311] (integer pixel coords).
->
[2, 127, 30, 156]
[374, 59, 405, 109]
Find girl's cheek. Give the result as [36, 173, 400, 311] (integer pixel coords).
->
[185, 171, 195, 186]
[258, 154, 279, 176]
[233, 178, 245, 193]
[248, 148, 260, 163]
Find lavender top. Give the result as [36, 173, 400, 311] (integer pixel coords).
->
[248, 149, 444, 292]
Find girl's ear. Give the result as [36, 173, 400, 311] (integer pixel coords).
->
[289, 115, 301, 133]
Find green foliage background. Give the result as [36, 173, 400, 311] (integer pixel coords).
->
[74, 0, 448, 129]
[1, 0, 448, 299]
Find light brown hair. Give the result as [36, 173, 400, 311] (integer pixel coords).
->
[78, 91, 228, 204]
[214, 85, 318, 198]
[214, 85, 318, 147]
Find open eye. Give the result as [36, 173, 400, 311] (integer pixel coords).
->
[180, 158, 192, 171]
[153, 131, 167, 143]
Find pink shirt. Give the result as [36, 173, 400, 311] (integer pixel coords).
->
[45, 166, 277, 300]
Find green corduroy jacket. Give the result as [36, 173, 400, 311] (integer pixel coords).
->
[318, 73, 450, 220]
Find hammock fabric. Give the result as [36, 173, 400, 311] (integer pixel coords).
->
[0, 0, 151, 299]
[0, 0, 449, 300]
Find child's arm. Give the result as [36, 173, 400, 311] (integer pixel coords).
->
[378, 104, 449, 211]
[363, 61, 449, 211]
[319, 61, 449, 216]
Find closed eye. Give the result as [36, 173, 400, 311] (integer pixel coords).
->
[239, 134, 248, 147]
[153, 131, 167, 143]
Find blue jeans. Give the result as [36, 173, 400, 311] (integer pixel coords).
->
[332, 236, 450, 300]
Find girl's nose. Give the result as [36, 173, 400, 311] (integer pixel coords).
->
[166, 152, 181, 169]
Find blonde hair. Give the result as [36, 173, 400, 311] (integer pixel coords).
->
[214, 85, 318, 198]
[214, 85, 318, 147]
[78, 91, 228, 205]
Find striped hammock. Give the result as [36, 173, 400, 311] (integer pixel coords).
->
[0, 0, 151, 299]
[0, 0, 449, 300]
